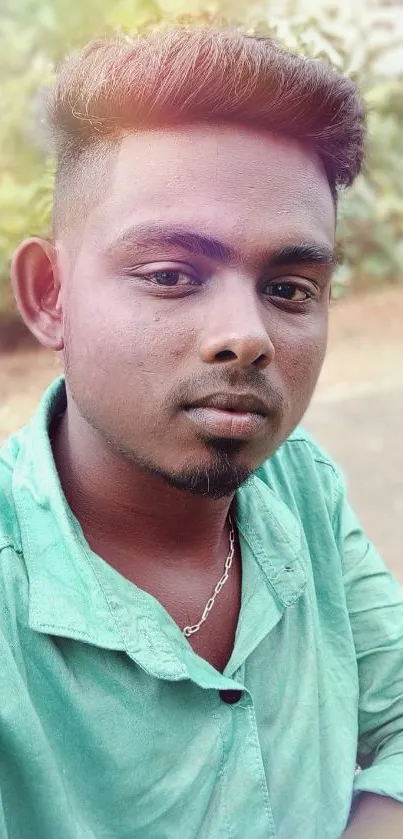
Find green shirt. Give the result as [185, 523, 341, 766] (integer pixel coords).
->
[1, 377, 403, 839]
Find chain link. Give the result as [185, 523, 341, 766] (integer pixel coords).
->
[182, 516, 235, 638]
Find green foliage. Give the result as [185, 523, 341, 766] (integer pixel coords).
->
[1, 0, 403, 312]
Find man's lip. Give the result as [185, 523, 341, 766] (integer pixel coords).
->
[183, 406, 268, 440]
[183, 392, 269, 416]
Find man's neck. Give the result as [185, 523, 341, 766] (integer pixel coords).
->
[51, 406, 234, 572]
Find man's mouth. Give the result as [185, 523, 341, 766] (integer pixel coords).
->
[182, 392, 269, 440]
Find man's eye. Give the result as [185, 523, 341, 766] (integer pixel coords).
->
[265, 282, 311, 302]
[147, 270, 197, 287]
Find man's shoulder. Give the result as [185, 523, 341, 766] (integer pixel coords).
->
[0, 428, 25, 555]
[255, 425, 344, 519]
[280, 425, 341, 472]
[0, 429, 33, 642]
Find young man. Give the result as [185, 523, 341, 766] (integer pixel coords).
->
[1, 27, 402, 839]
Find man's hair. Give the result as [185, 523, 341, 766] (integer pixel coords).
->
[47, 27, 366, 236]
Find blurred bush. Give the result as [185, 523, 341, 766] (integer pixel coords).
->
[1, 0, 403, 317]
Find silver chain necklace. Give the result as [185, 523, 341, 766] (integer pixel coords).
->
[182, 516, 235, 638]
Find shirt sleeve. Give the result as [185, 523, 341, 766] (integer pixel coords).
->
[333, 476, 403, 808]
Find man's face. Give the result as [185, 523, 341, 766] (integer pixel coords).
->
[61, 124, 335, 497]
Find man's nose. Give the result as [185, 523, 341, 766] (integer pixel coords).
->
[199, 284, 275, 371]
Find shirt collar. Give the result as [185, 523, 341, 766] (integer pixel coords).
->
[12, 377, 306, 667]
[12, 377, 122, 650]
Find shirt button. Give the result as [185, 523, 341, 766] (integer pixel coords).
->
[219, 689, 243, 704]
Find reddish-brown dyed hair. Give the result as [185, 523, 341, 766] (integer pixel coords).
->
[47, 27, 366, 232]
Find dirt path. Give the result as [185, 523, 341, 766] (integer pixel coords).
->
[1, 286, 403, 580]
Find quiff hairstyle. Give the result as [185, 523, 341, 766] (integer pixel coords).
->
[47, 27, 366, 236]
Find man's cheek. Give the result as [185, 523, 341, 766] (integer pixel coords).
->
[277, 339, 325, 394]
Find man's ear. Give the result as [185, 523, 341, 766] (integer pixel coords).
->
[11, 237, 64, 351]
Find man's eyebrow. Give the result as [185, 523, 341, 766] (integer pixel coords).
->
[269, 243, 339, 268]
[106, 224, 338, 267]
[106, 225, 235, 262]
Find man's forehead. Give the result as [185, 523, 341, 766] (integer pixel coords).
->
[89, 124, 335, 248]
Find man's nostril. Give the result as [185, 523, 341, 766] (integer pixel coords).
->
[215, 350, 236, 362]
[253, 353, 269, 367]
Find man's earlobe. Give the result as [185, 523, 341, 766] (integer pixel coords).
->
[11, 237, 64, 351]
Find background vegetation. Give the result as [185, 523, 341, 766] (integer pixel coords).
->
[1, 0, 403, 321]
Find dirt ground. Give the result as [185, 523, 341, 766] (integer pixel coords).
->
[1, 286, 403, 580]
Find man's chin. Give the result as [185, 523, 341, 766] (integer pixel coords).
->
[105, 430, 261, 498]
[142, 444, 254, 499]
[164, 463, 252, 499]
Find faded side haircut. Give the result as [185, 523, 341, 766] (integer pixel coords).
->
[47, 27, 366, 238]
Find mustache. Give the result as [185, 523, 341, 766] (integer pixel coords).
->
[170, 370, 285, 414]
